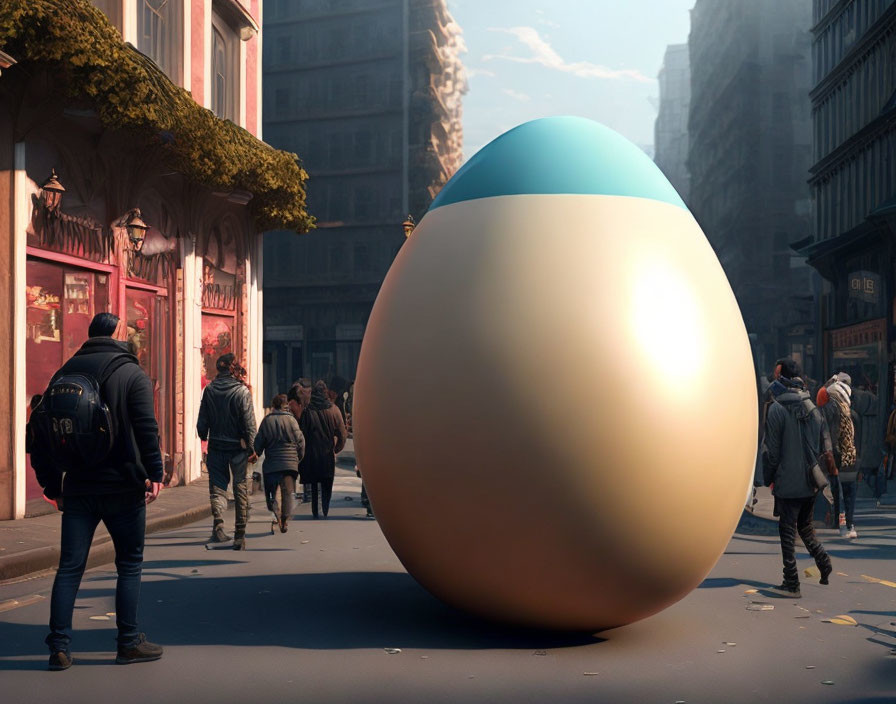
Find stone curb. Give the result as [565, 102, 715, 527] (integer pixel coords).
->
[0, 503, 211, 583]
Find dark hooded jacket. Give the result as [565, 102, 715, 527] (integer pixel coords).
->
[764, 384, 832, 498]
[299, 389, 347, 483]
[196, 372, 257, 452]
[30, 337, 164, 498]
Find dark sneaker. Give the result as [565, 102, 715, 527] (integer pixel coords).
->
[210, 524, 231, 543]
[769, 583, 801, 598]
[279, 517, 288, 534]
[48, 651, 71, 671]
[116, 634, 163, 665]
[820, 564, 832, 585]
[233, 535, 246, 550]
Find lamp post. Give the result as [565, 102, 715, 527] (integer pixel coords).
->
[125, 208, 149, 252]
[40, 169, 65, 210]
[402, 214, 416, 239]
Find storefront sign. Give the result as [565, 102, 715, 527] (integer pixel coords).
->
[267, 325, 304, 341]
[848, 270, 880, 303]
[829, 318, 886, 350]
[336, 323, 364, 340]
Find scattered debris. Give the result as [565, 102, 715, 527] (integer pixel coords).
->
[384, 648, 402, 654]
[822, 615, 858, 626]
[106, 612, 115, 617]
[836, 572, 848, 577]
[803, 567, 819, 578]
[533, 650, 547, 656]
[723, 642, 736, 646]
[747, 602, 774, 611]
[421, 656, 429, 659]
[717, 649, 726, 653]
[805, 666, 815, 669]
[821, 680, 834, 685]
[744, 589, 758, 594]
[583, 672, 599, 676]
[861, 574, 896, 588]
[301, 540, 310, 544]
[89, 615, 110, 621]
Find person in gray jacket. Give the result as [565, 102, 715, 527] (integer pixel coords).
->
[197, 353, 257, 550]
[254, 394, 305, 534]
[762, 358, 834, 597]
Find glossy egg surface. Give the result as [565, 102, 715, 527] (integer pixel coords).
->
[354, 117, 757, 631]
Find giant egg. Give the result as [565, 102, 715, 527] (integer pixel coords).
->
[354, 117, 757, 631]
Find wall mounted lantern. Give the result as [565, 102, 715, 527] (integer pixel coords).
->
[40, 169, 65, 210]
[402, 214, 416, 239]
[125, 208, 149, 252]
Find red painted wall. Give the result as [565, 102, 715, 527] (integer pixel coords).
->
[246, 0, 259, 136]
[191, 0, 205, 106]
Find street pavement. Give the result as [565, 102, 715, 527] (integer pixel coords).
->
[0, 468, 894, 704]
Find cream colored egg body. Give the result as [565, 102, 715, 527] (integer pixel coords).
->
[354, 193, 756, 631]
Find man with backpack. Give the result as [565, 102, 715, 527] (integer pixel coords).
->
[762, 358, 834, 598]
[196, 353, 257, 549]
[29, 312, 164, 670]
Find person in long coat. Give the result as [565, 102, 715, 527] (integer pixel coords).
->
[299, 381, 347, 519]
[253, 394, 305, 533]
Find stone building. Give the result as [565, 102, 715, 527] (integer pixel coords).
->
[654, 43, 690, 203]
[0, 0, 309, 518]
[261, 0, 465, 398]
[799, 0, 896, 469]
[687, 0, 815, 376]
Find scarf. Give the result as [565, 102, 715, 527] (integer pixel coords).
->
[834, 399, 856, 468]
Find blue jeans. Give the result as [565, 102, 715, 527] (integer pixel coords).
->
[46, 491, 146, 654]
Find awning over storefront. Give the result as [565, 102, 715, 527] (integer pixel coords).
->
[0, 0, 314, 234]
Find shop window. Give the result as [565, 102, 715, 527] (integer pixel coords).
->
[138, 0, 183, 84]
[201, 314, 235, 388]
[25, 258, 112, 502]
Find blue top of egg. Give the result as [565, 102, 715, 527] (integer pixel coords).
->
[428, 116, 686, 211]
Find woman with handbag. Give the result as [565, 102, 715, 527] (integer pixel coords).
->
[821, 375, 859, 538]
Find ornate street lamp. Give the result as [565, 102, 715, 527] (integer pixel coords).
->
[402, 214, 416, 239]
[125, 208, 149, 252]
[40, 169, 65, 210]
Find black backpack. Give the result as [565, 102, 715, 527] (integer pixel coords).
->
[29, 353, 134, 470]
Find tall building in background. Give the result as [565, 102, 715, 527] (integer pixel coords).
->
[262, 0, 465, 399]
[687, 0, 814, 377]
[654, 43, 690, 203]
[799, 0, 896, 471]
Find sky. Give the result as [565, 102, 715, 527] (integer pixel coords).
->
[446, 0, 696, 162]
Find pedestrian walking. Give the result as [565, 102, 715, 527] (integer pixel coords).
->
[253, 394, 305, 534]
[761, 358, 833, 597]
[299, 380, 347, 519]
[196, 352, 258, 550]
[28, 313, 164, 670]
[287, 378, 312, 501]
[821, 374, 860, 538]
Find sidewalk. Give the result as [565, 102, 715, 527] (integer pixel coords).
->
[0, 439, 359, 584]
[738, 480, 896, 535]
[0, 481, 212, 583]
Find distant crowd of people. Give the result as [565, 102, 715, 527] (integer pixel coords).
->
[757, 356, 893, 598]
[26, 312, 358, 670]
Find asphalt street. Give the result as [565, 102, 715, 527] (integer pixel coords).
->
[0, 470, 894, 704]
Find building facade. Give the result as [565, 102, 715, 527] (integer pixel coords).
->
[654, 43, 691, 203]
[688, 0, 815, 378]
[802, 0, 896, 471]
[0, 0, 309, 519]
[261, 0, 465, 400]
